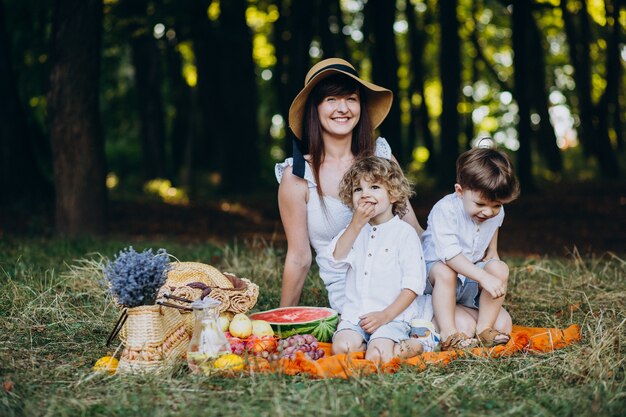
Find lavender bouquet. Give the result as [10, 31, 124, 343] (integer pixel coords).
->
[103, 246, 170, 307]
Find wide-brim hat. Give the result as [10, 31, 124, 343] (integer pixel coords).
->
[288, 58, 393, 139]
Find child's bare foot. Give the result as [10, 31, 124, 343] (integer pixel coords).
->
[394, 339, 424, 359]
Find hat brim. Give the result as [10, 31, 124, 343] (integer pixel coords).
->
[288, 68, 393, 140]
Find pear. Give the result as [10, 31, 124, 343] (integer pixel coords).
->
[229, 313, 253, 338]
[218, 313, 232, 332]
[251, 320, 275, 337]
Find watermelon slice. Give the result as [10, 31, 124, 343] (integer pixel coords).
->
[248, 306, 338, 342]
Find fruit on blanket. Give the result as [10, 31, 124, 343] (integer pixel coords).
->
[271, 334, 325, 361]
[218, 313, 233, 332]
[251, 320, 274, 337]
[213, 353, 244, 371]
[249, 306, 338, 342]
[245, 335, 278, 357]
[93, 356, 119, 374]
[227, 336, 246, 355]
[229, 313, 253, 338]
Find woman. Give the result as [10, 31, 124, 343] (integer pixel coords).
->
[275, 58, 423, 311]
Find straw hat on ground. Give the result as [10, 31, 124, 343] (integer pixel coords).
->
[288, 58, 393, 140]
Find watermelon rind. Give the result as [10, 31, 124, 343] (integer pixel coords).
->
[249, 306, 338, 343]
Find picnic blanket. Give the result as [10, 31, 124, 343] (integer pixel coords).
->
[246, 324, 581, 379]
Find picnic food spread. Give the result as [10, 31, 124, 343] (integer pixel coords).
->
[99, 249, 581, 378]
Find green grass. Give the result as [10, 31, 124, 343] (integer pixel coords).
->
[1, 237, 624, 416]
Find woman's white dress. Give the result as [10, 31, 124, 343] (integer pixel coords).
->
[275, 138, 392, 312]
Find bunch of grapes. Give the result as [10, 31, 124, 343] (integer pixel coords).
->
[269, 334, 325, 361]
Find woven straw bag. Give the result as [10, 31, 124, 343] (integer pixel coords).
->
[115, 304, 189, 374]
[156, 262, 259, 331]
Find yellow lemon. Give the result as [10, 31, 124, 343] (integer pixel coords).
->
[213, 353, 244, 371]
[93, 356, 119, 375]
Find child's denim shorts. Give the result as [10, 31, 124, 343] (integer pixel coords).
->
[333, 319, 410, 344]
[423, 260, 495, 309]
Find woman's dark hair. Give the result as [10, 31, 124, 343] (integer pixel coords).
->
[302, 74, 375, 199]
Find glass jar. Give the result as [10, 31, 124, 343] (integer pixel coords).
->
[186, 297, 231, 374]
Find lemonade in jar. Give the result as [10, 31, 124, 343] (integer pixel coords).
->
[187, 297, 231, 374]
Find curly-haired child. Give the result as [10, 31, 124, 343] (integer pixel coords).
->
[318, 156, 429, 363]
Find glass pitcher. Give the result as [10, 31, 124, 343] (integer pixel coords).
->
[187, 297, 231, 374]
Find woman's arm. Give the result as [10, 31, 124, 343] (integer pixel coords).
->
[402, 202, 424, 237]
[390, 154, 424, 236]
[277, 166, 313, 307]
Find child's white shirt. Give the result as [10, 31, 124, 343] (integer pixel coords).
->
[421, 193, 504, 283]
[320, 215, 426, 326]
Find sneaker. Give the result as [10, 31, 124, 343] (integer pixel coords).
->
[410, 319, 440, 352]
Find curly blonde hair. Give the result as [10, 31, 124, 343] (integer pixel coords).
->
[338, 156, 415, 217]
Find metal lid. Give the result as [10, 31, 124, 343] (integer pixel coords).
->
[190, 296, 221, 310]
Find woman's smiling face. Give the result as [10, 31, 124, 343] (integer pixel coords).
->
[317, 92, 361, 140]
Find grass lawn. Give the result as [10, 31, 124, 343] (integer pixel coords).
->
[1, 237, 624, 416]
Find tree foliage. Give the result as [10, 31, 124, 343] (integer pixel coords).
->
[1, 0, 624, 233]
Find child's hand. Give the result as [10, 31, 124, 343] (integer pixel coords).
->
[351, 200, 376, 228]
[480, 273, 507, 299]
[359, 311, 389, 334]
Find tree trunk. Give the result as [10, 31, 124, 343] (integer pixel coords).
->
[191, 0, 221, 175]
[367, 0, 404, 164]
[561, 0, 593, 156]
[596, 0, 622, 167]
[512, 0, 534, 190]
[438, 0, 461, 187]
[271, 0, 289, 145]
[275, 0, 315, 155]
[406, 1, 435, 173]
[317, 0, 348, 59]
[463, 0, 479, 151]
[528, 11, 562, 173]
[48, 0, 107, 236]
[165, 37, 191, 184]
[0, 0, 51, 204]
[561, 0, 620, 178]
[218, 0, 259, 192]
[131, 33, 167, 180]
[605, 0, 623, 152]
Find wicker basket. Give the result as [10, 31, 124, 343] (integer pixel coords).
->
[156, 262, 259, 332]
[116, 304, 189, 374]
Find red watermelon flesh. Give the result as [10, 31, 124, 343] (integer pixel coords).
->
[249, 306, 338, 342]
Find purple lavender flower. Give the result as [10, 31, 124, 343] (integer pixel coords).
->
[103, 246, 170, 307]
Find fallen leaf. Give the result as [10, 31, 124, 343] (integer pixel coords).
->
[3, 380, 14, 392]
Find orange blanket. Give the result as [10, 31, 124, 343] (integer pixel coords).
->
[246, 324, 581, 379]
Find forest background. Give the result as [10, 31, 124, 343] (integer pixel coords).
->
[1, 0, 625, 255]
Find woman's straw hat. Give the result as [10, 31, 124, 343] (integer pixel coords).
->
[288, 58, 393, 139]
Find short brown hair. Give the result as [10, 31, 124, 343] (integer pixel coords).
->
[339, 156, 415, 216]
[456, 146, 520, 203]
